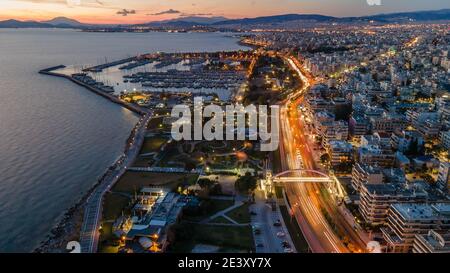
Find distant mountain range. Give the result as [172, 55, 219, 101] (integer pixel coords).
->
[212, 9, 450, 26]
[0, 17, 86, 28]
[42, 17, 87, 27]
[1, 9, 449, 29]
[212, 14, 336, 26]
[0, 19, 54, 28]
[156, 16, 228, 25]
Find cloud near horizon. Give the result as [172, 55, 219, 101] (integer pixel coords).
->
[147, 9, 180, 16]
[116, 9, 136, 16]
[2, 0, 450, 24]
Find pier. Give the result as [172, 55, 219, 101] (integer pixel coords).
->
[39, 66, 147, 116]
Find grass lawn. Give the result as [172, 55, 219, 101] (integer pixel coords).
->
[132, 156, 154, 167]
[147, 116, 164, 130]
[226, 203, 251, 224]
[102, 193, 130, 221]
[185, 199, 234, 222]
[279, 205, 310, 253]
[170, 223, 255, 253]
[112, 171, 198, 194]
[140, 137, 167, 154]
[210, 216, 233, 224]
[99, 245, 120, 253]
[206, 199, 234, 216]
[155, 148, 186, 168]
[98, 222, 120, 253]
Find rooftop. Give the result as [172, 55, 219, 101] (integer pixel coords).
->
[328, 140, 353, 151]
[416, 230, 450, 252]
[392, 203, 450, 221]
[364, 183, 427, 198]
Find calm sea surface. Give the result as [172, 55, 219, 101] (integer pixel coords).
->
[0, 28, 248, 252]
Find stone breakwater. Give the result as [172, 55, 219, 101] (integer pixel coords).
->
[34, 66, 147, 253]
[34, 114, 145, 253]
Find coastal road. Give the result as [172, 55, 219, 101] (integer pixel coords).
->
[79, 112, 152, 253]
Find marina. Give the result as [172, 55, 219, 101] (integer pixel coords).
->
[0, 28, 249, 253]
[39, 68, 147, 115]
[49, 51, 253, 103]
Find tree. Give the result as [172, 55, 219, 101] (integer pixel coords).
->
[406, 139, 419, 156]
[320, 154, 330, 164]
[197, 178, 215, 189]
[235, 172, 257, 193]
[334, 104, 352, 122]
[184, 161, 197, 172]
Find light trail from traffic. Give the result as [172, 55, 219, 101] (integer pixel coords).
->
[278, 54, 351, 253]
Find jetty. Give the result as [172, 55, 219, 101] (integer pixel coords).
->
[39, 66, 147, 116]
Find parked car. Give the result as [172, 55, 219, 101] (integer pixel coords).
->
[284, 247, 294, 253]
[273, 220, 282, 227]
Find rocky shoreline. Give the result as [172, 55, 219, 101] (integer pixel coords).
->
[35, 65, 148, 253]
[33, 40, 251, 253]
[34, 115, 146, 253]
[33, 119, 146, 253]
[33, 163, 115, 253]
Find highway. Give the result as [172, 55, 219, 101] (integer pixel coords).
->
[277, 39, 421, 252]
[278, 55, 353, 253]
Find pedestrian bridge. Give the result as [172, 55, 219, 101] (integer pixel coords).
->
[262, 169, 345, 199]
[270, 169, 332, 183]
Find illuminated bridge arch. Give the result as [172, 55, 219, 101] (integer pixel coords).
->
[271, 169, 332, 183]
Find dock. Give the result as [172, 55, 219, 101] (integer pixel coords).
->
[39, 66, 147, 116]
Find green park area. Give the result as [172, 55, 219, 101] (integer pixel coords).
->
[210, 216, 234, 224]
[112, 171, 198, 194]
[133, 136, 169, 167]
[140, 137, 167, 154]
[168, 222, 255, 253]
[183, 198, 234, 222]
[226, 203, 251, 224]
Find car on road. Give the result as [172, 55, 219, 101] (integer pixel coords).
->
[276, 232, 285, 238]
[284, 247, 294, 253]
[256, 243, 264, 248]
[273, 220, 282, 227]
[252, 225, 262, 235]
[250, 211, 258, 216]
[281, 241, 291, 248]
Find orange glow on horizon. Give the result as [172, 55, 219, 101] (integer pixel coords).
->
[0, 0, 449, 24]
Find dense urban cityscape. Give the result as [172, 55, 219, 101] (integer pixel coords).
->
[0, 0, 449, 263]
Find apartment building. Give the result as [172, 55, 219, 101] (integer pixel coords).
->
[382, 203, 450, 253]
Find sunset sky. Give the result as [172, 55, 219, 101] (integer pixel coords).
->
[1, 0, 449, 24]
